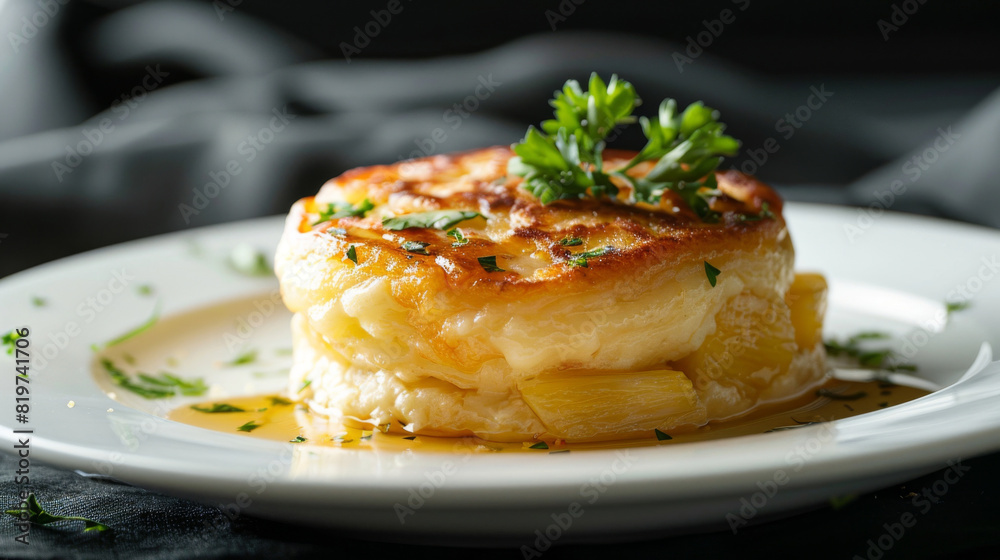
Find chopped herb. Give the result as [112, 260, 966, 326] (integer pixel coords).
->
[2, 330, 22, 355]
[704, 261, 721, 287]
[816, 389, 867, 401]
[765, 422, 823, 433]
[4, 493, 109, 533]
[346, 245, 358, 264]
[549, 450, 571, 454]
[508, 73, 738, 221]
[268, 396, 292, 406]
[137, 372, 208, 396]
[225, 348, 258, 367]
[478, 255, 505, 272]
[403, 436, 417, 441]
[91, 304, 160, 351]
[313, 199, 374, 225]
[847, 331, 891, 344]
[654, 428, 673, 441]
[402, 241, 430, 255]
[825, 332, 916, 372]
[228, 244, 271, 276]
[878, 402, 889, 408]
[136, 285, 154, 296]
[567, 246, 612, 268]
[237, 421, 261, 432]
[122, 353, 136, 365]
[101, 359, 175, 399]
[559, 237, 584, 247]
[946, 301, 971, 316]
[382, 210, 481, 231]
[31, 296, 47, 307]
[191, 403, 245, 413]
[529, 441, 549, 450]
[298, 379, 312, 393]
[447, 228, 469, 246]
[290, 436, 307, 443]
[736, 202, 776, 222]
[327, 227, 348, 236]
[360, 431, 373, 440]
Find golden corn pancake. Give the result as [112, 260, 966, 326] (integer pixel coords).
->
[274, 146, 828, 442]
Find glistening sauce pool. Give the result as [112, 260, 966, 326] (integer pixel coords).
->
[168, 379, 928, 453]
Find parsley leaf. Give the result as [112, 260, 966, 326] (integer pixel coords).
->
[290, 436, 307, 443]
[567, 246, 612, 268]
[704, 261, 721, 287]
[447, 228, 469, 246]
[191, 403, 245, 413]
[946, 301, 971, 316]
[402, 241, 430, 255]
[528, 441, 549, 450]
[91, 304, 160, 351]
[2, 330, 22, 355]
[228, 244, 271, 277]
[4, 493, 109, 533]
[509, 73, 739, 220]
[559, 237, 584, 246]
[101, 359, 176, 399]
[313, 199, 374, 225]
[346, 245, 359, 264]
[382, 210, 481, 231]
[478, 256, 505, 272]
[225, 348, 258, 367]
[237, 420, 261, 432]
[654, 428, 673, 441]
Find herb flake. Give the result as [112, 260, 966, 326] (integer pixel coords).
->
[191, 403, 245, 413]
[237, 421, 261, 433]
[313, 199, 374, 225]
[478, 255, 505, 272]
[704, 261, 721, 287]
[655, 428, 673, 441]
[4, 493, 109, 533]
[402, 241, 430, 255]
[382, 210, 481, 231]
[346, 245, 358, 264]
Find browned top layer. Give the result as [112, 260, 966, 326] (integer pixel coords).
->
[283, 146, 788, 302]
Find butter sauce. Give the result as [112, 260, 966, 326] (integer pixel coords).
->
[168, 379, 928, 452]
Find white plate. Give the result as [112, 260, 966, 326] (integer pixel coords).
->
[3, 204, 1000, 544]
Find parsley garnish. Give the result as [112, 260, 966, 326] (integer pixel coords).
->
[237, 421, 261, 432]
[225, 348, 258, 367]
[567, 246, 612, 268]
[346, 245, 358, 264]
[269, 396, 292, 406]
[91, 304, 160, 351]
[137, 285, 154, 296]
[529, 441, 549, 450]
[228, 244, 271, 276]
[298, 379, 312, 393]
[478, 255, 505, 272]
[382, 210, 481, 231]
[824, 331, 917, 372]
[2, 330, 21, 355]
[101, 359, 206, 399]
[654, 428, 673, 441]
[447, 228, 469, 246]
[946, 301, 971, 316]
[191, 403, 245, 413]
[559, 237, 584, 246]
[290, 436, 307, 443]
[704, 261, 721, 287]
[313, 199, 374, 225]
[4, 493, 109, 533]
[402, 241, 430, 255]
[137, 372, 207, 396]
[736, 202, 776, 222]
[31, 296, 47, 307]
[508, 73, 739, 220]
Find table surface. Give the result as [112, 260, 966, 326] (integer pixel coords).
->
[1, 450, 999, 559]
